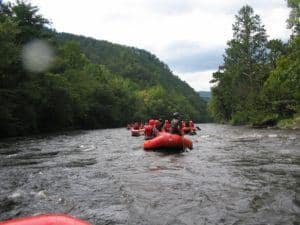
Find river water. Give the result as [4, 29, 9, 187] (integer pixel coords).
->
[0, 124, 299, 225]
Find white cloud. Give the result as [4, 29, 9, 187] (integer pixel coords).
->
[8, 0, 291, 91]
[176, 70, 215, 91]
[258, 7, 290, 40]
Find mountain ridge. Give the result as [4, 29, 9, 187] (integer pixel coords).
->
[55, 32, 211, 122]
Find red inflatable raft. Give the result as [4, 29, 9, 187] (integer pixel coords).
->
[143, 132, 192, 151]
[0, 214, 91, 225]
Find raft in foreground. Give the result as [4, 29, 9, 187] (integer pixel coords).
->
[0, 214, 91, 225]
[143, 132, 192, 152]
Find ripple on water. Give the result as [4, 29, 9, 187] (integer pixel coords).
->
[0, 125, 299, 224]
[64, 158, 97, 168]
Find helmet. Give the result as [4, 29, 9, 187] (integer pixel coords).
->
[149, 119, 156, 126]
[173, 112, 180, 118]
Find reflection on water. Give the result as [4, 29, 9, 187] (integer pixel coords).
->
[0, 124, 299, 225]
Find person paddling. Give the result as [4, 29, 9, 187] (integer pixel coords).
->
[163, 119, 171, 132]
[153, 118, 164, 136]
[144, 119, 155, 140]
[189, 120, 194, 129]
[170, 112, 183, 136]
[133, 122, 139, 130]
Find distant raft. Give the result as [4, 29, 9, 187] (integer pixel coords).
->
[182, 126, 197, 135]
[0, 214, 91, 225]
[143, 132, 192, 152]
[131, 128, 144, 137]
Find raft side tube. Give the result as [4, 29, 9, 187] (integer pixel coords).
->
[0, 214, 91, 225]
[143, 132, 192, 151]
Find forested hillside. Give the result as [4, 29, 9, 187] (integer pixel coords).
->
[55, 32, 210, 121]
[0, 1, 209, 137]
[209, 2, 300, 129]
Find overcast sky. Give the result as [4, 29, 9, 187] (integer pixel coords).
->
[17, 0, 291, 91]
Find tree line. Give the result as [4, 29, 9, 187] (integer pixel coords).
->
[0, 1, 210, 137]
[209, 1, 300, 129]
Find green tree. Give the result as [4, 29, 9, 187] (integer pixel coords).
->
[266, 39, 287, 69]
[262, 36, 300, 118]
[209, 71, 234, 122]
[11, 0, 50, 43]
[0, 18, 20, 88]
[209, 5, 269, 124]
[232, 5, 268, 90]
[287, 0, 300, 36]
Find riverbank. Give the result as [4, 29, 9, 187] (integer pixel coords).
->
[277, 114, 300, 130]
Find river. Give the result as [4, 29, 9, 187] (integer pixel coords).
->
[0, 124, 299, 225]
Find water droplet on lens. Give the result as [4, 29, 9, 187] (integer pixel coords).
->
[22, 40, 54, 73]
